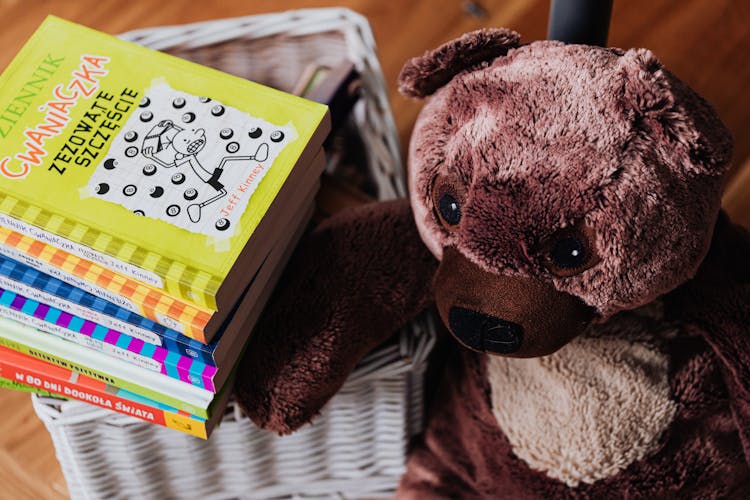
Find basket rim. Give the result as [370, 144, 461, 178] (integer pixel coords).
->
[119, 8, 372, 48]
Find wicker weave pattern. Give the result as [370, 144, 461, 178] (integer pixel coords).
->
[34, 315, 435, 500]
[33, 9, 435, 499]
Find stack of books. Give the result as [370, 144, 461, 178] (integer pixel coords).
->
[0, 17, 330, 438]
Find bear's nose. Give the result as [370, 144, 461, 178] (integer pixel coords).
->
[448, 306, 523, 354]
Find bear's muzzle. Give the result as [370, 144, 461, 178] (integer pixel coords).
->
[434, 246, 595, 357]
[448, 306, 524, 354]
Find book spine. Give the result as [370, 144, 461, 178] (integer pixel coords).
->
[0, 287, 217, 391]
[0, 240, 139, 312]
[0, 209, 219, 311]
[0, 254, 217, 366]
[0, 227, 212, 342]
[0, 212, 165, 288]
[0, 374, 56, 397]
[0, 356, 209, 439]
[0, 316, 211, 417]
[0, 270, 163, 346]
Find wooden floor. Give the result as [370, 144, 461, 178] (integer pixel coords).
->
[0, 0, 748, 498]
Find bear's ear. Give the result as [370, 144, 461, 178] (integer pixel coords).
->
[619, 48, 733, 176]
[398, 28, 521, 99]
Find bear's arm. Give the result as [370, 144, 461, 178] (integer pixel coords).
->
[234, 198, 438, 434]
[666, 211, 750, 463]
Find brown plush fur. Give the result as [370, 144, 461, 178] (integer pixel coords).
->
[235, 29, 750, 497]
[399, 213, 750, 499]
[398, 28, 520, 98]
[665, 211, 750, 464]
[434, 246, 594, 357]
[235, 199, 436, 432]
[406, 30, 732, 321]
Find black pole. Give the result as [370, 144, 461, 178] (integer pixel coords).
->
[547, 0, 614, 46]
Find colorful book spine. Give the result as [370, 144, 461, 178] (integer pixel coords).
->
[0, 253, 219, 365]
[0, 226, 213, 341]
[0, 206, 221, 310]
[0, 374, 56, 397]
[0, 314, 213, 417]
[0, 287, 217, 391]
[0, 345, 211, 439]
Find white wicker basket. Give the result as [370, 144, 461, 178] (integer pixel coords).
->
[32, 9, 435, 500]
[33, 315, 435, 500]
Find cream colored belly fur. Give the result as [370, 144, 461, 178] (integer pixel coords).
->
[486, 307, 678, 487]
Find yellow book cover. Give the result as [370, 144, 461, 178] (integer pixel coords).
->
[0, 16, 329, 314]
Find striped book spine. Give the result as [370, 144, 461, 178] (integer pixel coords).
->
[0, 314, 213, 416]
[0, 253, 217, 365]
[0, 226, 213, 341]
[0, 199, 222, 310]
[0, 344, 212, 439]
[0, 287, 217, 391]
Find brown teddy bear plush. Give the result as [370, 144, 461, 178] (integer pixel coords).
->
[235, 29, 750, 497]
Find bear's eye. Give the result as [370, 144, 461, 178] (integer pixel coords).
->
[542, 226, 599, 277]
[431, 174, 466, 231]
[438, 193, 461, 226]
[551, 236, 586, 269]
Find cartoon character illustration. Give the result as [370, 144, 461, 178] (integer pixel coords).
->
[141, 119, 269, 223]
